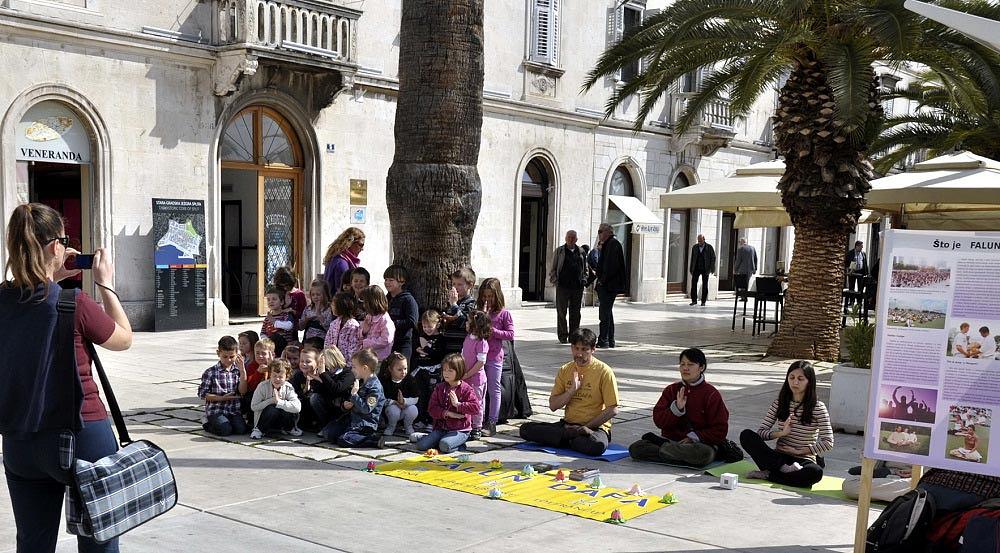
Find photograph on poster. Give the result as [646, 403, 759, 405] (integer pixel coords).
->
[890, 256, 951, 289]
[946, 321, 1000, 360]
[947, 405, 991, 464]
[886, 297, 947, 329]
[877, 384, 937, 423]
[878, 422, 932, 456]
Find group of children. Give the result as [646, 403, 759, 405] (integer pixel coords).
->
[198, 265, 516, 451]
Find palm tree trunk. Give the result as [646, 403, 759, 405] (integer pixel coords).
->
[767, 56, 877, 361]
[768, 222, 847, 360]
[386, 0, 484, 309]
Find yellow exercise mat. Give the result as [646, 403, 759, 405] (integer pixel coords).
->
[707, 460, 849, 501]
[375, 455, 671, 522]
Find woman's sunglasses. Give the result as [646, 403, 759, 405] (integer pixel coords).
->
[45, 236, 70, 246]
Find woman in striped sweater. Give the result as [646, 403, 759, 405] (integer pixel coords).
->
[739, 360, 834, 488]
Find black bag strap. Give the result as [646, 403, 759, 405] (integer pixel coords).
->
[57, 288, 83, 432]
[84, 327, 132, 447]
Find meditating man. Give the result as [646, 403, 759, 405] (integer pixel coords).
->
[628, 348, 730, 467]
[519, 328, 619, 456]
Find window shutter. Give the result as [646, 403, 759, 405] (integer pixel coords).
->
[531, 0, 558, 65]
[609, 6, 624, 81]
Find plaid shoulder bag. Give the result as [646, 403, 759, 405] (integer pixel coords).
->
[61, 291, 177, 543]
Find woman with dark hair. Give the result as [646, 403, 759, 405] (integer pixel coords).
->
[628, 348, 730, 467]
[740, 360, 834, 488]
[322, 227, 365, 294]
[0, 203, 133, 552]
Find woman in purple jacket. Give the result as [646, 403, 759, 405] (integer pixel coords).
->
[413, 354, 481, 453]
[321, 227, 365, 294]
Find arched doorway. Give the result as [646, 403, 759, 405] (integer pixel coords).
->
[16, 100, 96, 293]
[519, 157, 551, 301]
[605, 165, 634, 296]
[666, 173, 691, 292]
[220, 106, 304, 316]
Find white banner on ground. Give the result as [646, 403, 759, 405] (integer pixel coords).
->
[865, 229, 1000, 476]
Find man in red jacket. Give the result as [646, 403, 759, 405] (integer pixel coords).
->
[628, 348, 730, 467]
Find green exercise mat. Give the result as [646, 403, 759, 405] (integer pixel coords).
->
[706, 460, 851, 501]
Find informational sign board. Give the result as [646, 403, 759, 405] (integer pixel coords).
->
[864, 229, 1000, 476]
[152, 198, 207, 331]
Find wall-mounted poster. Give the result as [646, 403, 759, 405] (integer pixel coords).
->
[865, 229, 1000, 475]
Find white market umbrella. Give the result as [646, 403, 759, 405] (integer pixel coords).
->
[867, 152, 1000, 228]
[659, 159, 877, 228]
[905, 0, 1000, 54]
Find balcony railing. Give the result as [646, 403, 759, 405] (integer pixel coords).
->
[667, 93, 735, 132]
[216, 0, 359, 63]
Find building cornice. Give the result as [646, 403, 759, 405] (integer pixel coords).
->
[0, 9, 216, 67]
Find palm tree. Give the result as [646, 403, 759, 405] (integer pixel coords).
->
[584, 0, 999, 361]
[386, 0, 485, 309]
[872, 65, 1000, 173]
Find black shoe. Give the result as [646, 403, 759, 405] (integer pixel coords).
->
[484, 421, 496, 437]
[469, 428, 483, 441]
[700, 302, 706, 306]
[558, 338, 568, 344]
[609, 342, 616, 348]
[596, 342, 609, 348]
[689, 301, 697, 305]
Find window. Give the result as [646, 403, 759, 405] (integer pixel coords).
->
[530, 0, 559, 66]
[879, 74, 901, 117]
[619, 5, 643, 82]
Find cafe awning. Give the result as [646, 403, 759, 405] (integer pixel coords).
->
[904, 0, 1000, 53]
[867, 151, 1000, 216]
[607, 195, 663, 234]
[658, 159, 785, 211]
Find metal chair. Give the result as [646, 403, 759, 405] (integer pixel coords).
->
[752, 277, 784, 336]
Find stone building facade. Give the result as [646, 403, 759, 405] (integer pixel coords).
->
[0, 0, 789, 329]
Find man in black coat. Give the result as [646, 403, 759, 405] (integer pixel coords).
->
[595, 223, 626, 348]
[844, 240, 868, 303]
[689, 234, 716, 306]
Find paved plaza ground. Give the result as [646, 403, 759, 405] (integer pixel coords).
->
[0, 295, 878, 552]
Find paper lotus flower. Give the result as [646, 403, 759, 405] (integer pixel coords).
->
[606, 509, 626, 524]
[486, 487, 503, 500]
[554, 470, 566, 481]
[364, 460, 377, 472]
[521, 464, 536, 477]
[627, 483, 644, 496]
[659, 492, 678, 505]
[589, 475, 604, 489]
[424, 449, 439, 457]
[489, 459, 504, 469]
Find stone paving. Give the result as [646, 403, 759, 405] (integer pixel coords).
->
[0, 295, 874, 552]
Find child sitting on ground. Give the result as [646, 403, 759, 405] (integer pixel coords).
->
[326, 291, 361, 361]
[378, 352, 420, 438]
[413, 309, 447, 428]
[359, 285, 395, 360]
[198, 336, 248, 436]
[241, 337, 275, 425]
[261, 286, 298, 351]
[320, 348, 386, 448]
[250, 359, 302, 439]
[290, 345, 336, 432]
[461, 310, 492, 440]
[413, 353, 481, 453]
[300, 279, 333, 342]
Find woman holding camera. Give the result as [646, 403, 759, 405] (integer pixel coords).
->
[0, 203, 132, 552]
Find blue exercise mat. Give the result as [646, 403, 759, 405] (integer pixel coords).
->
[513, 441, 630, 462]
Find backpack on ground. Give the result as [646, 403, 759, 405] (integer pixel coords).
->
[866, 488, 936, 553]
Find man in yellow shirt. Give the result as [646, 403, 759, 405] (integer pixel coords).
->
[519, 328, 620, 455]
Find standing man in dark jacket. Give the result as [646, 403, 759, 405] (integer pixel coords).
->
[733, 238, 757, 291]
[689, 234, 716, 306]
[549, 230, 588, 344]
[844, 240, 868, 303]
[595, 223, 626, 348]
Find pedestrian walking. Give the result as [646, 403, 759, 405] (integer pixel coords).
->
[595, 223, 626, 348]
[689, 234, 716, 306]
[549, 230, 588, 344]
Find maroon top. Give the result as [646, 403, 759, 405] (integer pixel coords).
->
[428, 380, 481, 432]
[652, 380, 730, 445]
[75, 292, 116, 422]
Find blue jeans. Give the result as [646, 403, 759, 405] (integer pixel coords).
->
[203, 412, 247, 436]
[415, 430, 469, 453]
[321, 416, 379, 447]
[3, 417, 120, 553]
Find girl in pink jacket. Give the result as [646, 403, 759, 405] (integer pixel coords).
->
[358, 285, 395, 360]
[413, 353, 481, 453]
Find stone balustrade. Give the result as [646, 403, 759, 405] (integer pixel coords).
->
[215, 0, 359, 62]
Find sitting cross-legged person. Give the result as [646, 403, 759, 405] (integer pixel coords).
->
[628, 347, 729, 467]
[519, 328, 619, 456]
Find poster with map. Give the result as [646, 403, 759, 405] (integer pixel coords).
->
[865, 229, 1000, 476]
[153, 198, 207, 331]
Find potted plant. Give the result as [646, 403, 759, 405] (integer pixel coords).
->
[829, 304, 876, 433]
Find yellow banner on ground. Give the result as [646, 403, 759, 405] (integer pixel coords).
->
[375, 456, 670, 522]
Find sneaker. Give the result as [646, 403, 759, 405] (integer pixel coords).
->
[403, 424, 415, 437]
[288, 426, 303, 437]
[383, 428, 395, 437]
[410, 432, 428, 443]
[483, 421, 496, 437]
[249, 428, 263, 440]
[469, 428, 483, 441]
[413, 421, 431, 432]
[376, 435, 386, 448]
